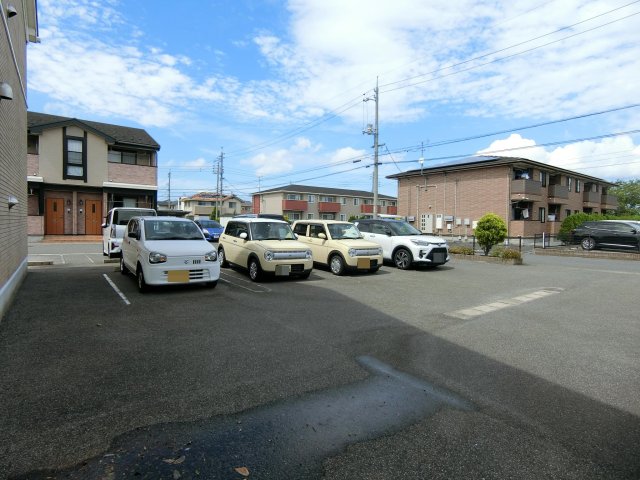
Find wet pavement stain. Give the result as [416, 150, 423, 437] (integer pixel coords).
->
[15, 356, 473, 480]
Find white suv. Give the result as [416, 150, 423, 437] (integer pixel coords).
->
[218, 218, 313, 281]
[354, 219, 449, 269]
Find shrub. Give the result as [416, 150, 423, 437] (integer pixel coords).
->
[500, 248, 522, 260]
[449, 245, 474, 255]
[475, 213, 507, 255]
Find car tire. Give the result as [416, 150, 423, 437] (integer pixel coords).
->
[218, 247, 228, 268]
[248, 258, 263, 282]
[393, 248, 413, 269]
[581, 237, 596, 251]
[329, 254, 345, 275]
[119, 256, 128, 275]
[137, 266, 148, 293]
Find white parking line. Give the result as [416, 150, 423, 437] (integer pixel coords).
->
[447, 287, 564, 320]
[103, 274, 131, 305]
[219, 271, 272, 292]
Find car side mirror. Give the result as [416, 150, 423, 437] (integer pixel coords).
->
[318, 233, 327, 239]
[101, 223, 107, 228]
[385, 229, 392, 236]
[239, 232, 248, 240]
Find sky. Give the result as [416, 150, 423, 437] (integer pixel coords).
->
[27, 0, 640, 201]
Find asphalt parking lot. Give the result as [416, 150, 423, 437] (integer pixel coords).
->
[1, 243, 639, 479]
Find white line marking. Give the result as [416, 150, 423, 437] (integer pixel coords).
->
[103, 274, 131, 305]
[86, 254, 95, 264]
[447, 288, 564, 320]
[219, 272, 271, 292]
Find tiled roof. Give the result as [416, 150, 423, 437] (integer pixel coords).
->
[255, 184, 397, 200]
[27, 111, 160, 150]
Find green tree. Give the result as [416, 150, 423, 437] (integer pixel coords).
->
[610, 179, 640, 215]
[209, 207, 219, 221]
[475, 213, 507, 255]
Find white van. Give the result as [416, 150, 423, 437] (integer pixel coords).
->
[102, 207, 156, 258]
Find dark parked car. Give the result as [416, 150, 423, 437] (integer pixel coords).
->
[571, 220, 640, 251]
[195, 219, 224, 242]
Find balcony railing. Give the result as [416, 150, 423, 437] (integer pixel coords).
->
[601, 194, 618, 209]
[282, 199, 308, 211]
[583, 191, 601, 205]
[360, 204, 373, 214]
[511, 179, 542, 199]
[318, 201, 341, 213]
[547, 184, 569, 200]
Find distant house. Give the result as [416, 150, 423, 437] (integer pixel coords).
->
[27, 112, 160, 236]
[387, 156, 618, 237]
[252, 184, 398, 221]
[178, 192, 249, 219]
[1, 1, 39, 319]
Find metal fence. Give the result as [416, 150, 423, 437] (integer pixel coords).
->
[444, 235, 532, 255]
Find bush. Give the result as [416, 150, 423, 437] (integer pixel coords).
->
[475, 213, 507, 255]
[489, 246, 522, 261]
[449, 245, 474, 255]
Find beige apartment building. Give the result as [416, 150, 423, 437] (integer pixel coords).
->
[27, 112, 160, 236]
[388, 156, 618, 238]
[253, 184, 398, 221]
[179, 192, 251, 219]
[1, 0, 38, 319]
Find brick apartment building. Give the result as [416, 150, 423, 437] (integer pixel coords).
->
[178, 192, 250, 219]
[27, 112, 160, 236]
[253, 184, 397, 221]
[1, 0, 38, 319]
[388, 156, 618, 238]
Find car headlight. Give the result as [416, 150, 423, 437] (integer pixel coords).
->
[205, 251, 218, 262]
[149, 252, 167, 264]
[305, 250, 312, 259]
[348, 248, 356, 257]
[410, 238, 432, 246]
[376, 247, 383, 256]
[264, 250, 274, 261]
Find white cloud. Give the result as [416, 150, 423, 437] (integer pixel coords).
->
[477, 133, 640, 180]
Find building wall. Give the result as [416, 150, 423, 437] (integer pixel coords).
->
[0, 1, 32, 319]
[108, 163, 156, 185]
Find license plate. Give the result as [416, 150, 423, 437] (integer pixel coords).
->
[167, 270, 189, 282]
[357, 258, 371, 269]
[275, 265, 291, 276]
[433, 252, 445, 264]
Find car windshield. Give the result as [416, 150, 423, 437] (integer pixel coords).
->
[387, 221, 422, 236]
[144, 220, 204, 240]
[199, 220, 222, 229]
[250, 222, 296, 240]
[327, 223, 361, 239]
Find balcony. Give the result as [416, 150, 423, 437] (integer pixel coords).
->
[583, 191, 601, 207]
[511, 179, 542, 201]
[547, 184, 568, 203]
[385, 205, 398, 215]
[360, 204, 374, 214]
[282, 199, 308, 211]
[318, 201, 341, 213]
[601, 194, 618, 210]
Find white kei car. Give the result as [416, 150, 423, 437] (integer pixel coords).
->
[120, 216, 220, 292]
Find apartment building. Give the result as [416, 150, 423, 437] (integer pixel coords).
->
[1, 0, 38, 319]
[388, 156, 618, 237]
[253, 184, 398, 221]
[179, 192, 250, 219]
[27, 112, 160, 236]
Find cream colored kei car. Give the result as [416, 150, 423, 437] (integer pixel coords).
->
[291, 220, 383, 275]
[218, 218, 313, 281]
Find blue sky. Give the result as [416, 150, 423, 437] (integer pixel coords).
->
[27, 0, 640, 200]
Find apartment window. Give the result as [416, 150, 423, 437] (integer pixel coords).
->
[340, 197, 347, 205]
[353, 198, 360, 206]
[340, 214, 346, 221]
[389, 201, 396, 206]
[539, 171, 547, 187]
[286, 193, 302, 200]
[539, 207, 546, 223]
[565, 209, 571, 218]
[307, 213, 314, 219]
[321, 213, 335, 220]
[64, 136, 85, 179]
[28, 135, 39, 154]
[575, 179, 581, 193]
[287, 212, 301, 220]
[363, 199, 373, 205]
[108, 148, 156, 166]
[308, 195, 315, 203]
[380, 200, 386, 206]
[320, 196, 335, 202]
[228, 201, 236, 209]
[566, 177, 573, 192]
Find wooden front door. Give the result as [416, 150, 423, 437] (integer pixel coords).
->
[45, 198, 65, 235]
[85, 200, 102, 235]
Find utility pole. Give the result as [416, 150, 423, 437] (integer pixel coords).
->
[168, 170, 171, 209]
[216, 148, 224, 220]
[364, 77, 380, 218]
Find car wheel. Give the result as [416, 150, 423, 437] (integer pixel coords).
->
[329, 254, 345, 275]
[248, 258, 263, 282]
[581, 237, 596, 251]
[206, 281, 218, 288]
[393, 248, 413, 269]
[218, 247, 228, 267]
[137, 266, 148, 293]
[119, 256, 128, 275]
